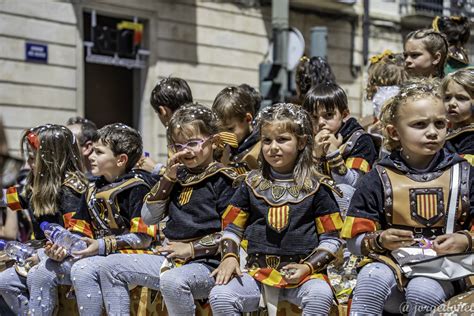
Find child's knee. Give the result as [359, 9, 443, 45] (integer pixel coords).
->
[27, 264, 56, 288]
[304, 280, 333, 302]
[406, 277, 453, 306]
[160, 270, 187, 294]
[71, 260, 96, 283]
[209, 285, 240, 311]
[357, 262, 396, 288]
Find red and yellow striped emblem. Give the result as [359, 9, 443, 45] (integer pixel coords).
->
[222, 205, 248, 229]
[416, 193, 438, 221]
[130, 217, 157, 238]
[5, 187, 22, 211]
[346, 157, 370, 173]
[69, 218, 94, 238]
[235, 167, 248, 175]
[341, 216, 378, 239]
[178, 187, 193, 205]
[267, 205, 290, 232]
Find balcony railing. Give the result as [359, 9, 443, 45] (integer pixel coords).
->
[400, 0, 474, 18]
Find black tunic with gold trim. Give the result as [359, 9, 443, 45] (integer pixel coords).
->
[334, 117, 378, 174]
[342, 149, 474, 241]
[162, 162, 238, 240]
[445, 124, 474, 166]
[69, 170, 157, 253]
[222, 169, 343, 287]
[5, 172, 87, 240]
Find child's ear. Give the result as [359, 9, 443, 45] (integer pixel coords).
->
[211, 134, 219, 150]
[432, 51, 442, 65]
[157, 106, 173, 127]
[342, 109, 350, 120]
[386, 124, 400, 142]
[82, 140, 93, 157]
[298, 135, 308, 150]
[245, 113, 253, 123]
[116, 153, 129, 168]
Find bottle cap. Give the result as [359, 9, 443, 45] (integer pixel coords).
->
[0, 240, 6, 250]
[40, 221, 51, 232]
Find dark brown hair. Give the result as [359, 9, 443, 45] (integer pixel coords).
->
[405, 29, 449, 78]
[302, 82, 348, 115]
[255, 103, 318, 186]
[212, 86, 255, 123]
[94, 123, 143, 171]
[167, 103, 219, 144]
[150, 77, 193, 113]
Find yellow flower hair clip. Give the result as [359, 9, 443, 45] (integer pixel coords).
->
[369, 49, 394, 65]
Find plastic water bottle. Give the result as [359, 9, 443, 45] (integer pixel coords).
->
[0, 240, 35, 265]
[40, 222, 87, 257]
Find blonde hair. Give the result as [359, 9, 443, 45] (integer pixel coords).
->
[380, 79, 441, 151]
[24, 124, 86, 217]
[441, 67, 474, 98]
[366, 52, 408, 100]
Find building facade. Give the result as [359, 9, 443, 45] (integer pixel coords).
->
[0, 0, 472, 160]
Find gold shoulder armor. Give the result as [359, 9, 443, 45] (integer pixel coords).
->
[232, 174, 247, 188]
[319, 176, 343, 197]
[219, 166, 240, 181]
[63, 172, 87, 194]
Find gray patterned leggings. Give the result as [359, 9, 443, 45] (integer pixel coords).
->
[209, 273, 334, 316]
[0, 267, 28, 316]
[350, 262, 455, 315]
[26, 257, 75, 316]
[98, 253, 216, 316]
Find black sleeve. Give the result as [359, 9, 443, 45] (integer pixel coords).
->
[122, 184, 150, 220]
[58, 187, 84, 218]
[346, 169, 385, 225]
[214, 175, 238, 216]
[349, 134, 378, 167]
[312, 184, 340, 217]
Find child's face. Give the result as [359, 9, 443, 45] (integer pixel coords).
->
[404, 39, 438, 77]
[221, 115, 252, 145]
[170, 126, 215, 170]
[89, 140, 124, 181]
[444, 81, 473, 127]
[314, 107, 346, 134]
[389, 97, 447, 164]
[261, 122, 305, 174]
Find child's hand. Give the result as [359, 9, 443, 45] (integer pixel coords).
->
[280, 263, 310, 284]
[25, 254, 39, 266]
[314, 130, 331, 158]
[72, 237, 99, 258]
[165, 151, 188, 180]
[136, 156, 157, 173]
[155, 241, 192, 259]
[379, 229, 415, 250]
[210, 257, 242, 285]
[433, 233, 469, 255]
[326, 134, 343, 154]
[44, 241, 68, 262]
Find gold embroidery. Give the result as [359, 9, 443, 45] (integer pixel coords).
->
[259, 179, 272, 191]
[271, 185, 285, 200]
[265, 255, 281, 269]
[178, 187, 193, 205]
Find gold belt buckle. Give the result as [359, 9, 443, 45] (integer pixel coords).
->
[265, 255, 280, 269]
[413, 227, 424, 239]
